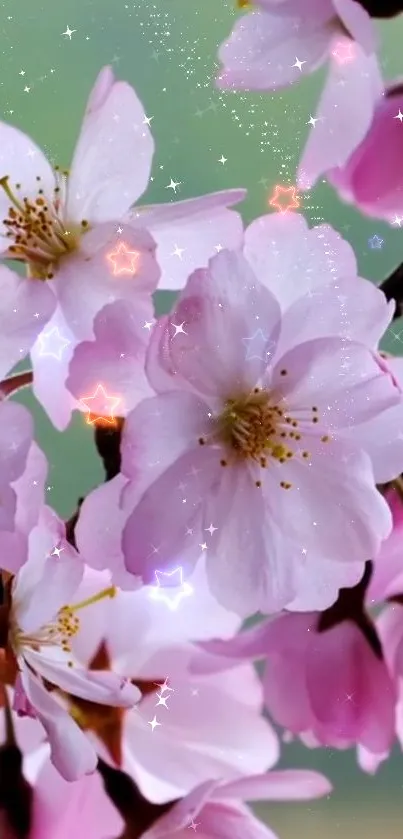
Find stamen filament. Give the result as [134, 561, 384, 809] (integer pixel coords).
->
[0, 176, 24, 213]
[71, 586, 117, 613]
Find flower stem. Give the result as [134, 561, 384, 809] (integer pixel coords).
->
[0, 370, 33, 399]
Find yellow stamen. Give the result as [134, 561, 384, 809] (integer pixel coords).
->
[69, 586, 117, 613]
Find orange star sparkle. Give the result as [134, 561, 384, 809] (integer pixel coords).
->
[106, 242, 141, 276]
[269, 185, 300, 214]
[79, 384, 122, 427]
[331, 40, 355, 65]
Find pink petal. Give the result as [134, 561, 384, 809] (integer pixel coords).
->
[131, 190, 246, 290]
[122, 445, 220, 583]
[287, 553, 365, 612]
[26, 649, 140, 707]
[0, 122, 55, 249]
[277, 277, 393, 356]
[121, 390, 213, 484]
[74, 475, 137, 588]
[12, 442, 48, 536]
[67, 66, 154, 223]
[203, 465, 297, 616]
[20, 668, 97, 781]
[260, 613, 317, 732]
[243, 213, 357, 311]
[333, 0, 377, 52]
[0, 267, 56, 378]
[305, 622, 396, 753]
[153, 250, 281, 398]
[141, 780, 218, 838]
[357, 745, 388, 775]
[329, 86, 403, 219]
[0, 400, 33, 484]
[179, 801, 278, 839]
[261, 439, 391, 565]
[30, 307, 80, 432]
[273, 337, 400, 426]
[216, 769, 332, 801]
[13, 526, 84, 633]
[298, 44, 383, 190]
[128, 661, 278, 803]
[340, 397, 403, 484]
[67, 300, 153, 416]
[32, 759, 124, 838]
[217, 3, 335, 91]
[55, 222, 159, 339]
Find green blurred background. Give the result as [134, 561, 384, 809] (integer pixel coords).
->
[2, 0, 403, 833]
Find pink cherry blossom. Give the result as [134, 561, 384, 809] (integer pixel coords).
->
[119, 248, 397, 616]
[0, 65, 245, 430]
[325, 80, 403, 221]
[217, 2, 382, 189]
[65, 565, 277, 803]
[67, 212, 396, 432]
[1, 515, 140, 781]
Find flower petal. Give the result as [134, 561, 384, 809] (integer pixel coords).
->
[277, 277, 393, 356]
[216, 769, 332, 801]
[0, 267, 56, 378]
[20, 667, 97, 781]
[32, 759, 124, 838]
[67, 66, 154, 223]
[217, 3, 334, 91]
[67, 300, 153, 416]
[75, 475, 137, 589]
[272, 337, 400, 427]
[0, 400, 33, 485]
[243, 213, 357, 310]
[55, 222, 159, 339]
[154, 250, 281, 398]
[297, 44, 383, 190]
[26, 649, 140, 707]
[13, 527, 84, 633]
[30, 307, 80, 431]
[131, 190, 246, 290]
[261, 439, 391, 564]
[122, 445, 220, 583]
[204, 465, 297, 616]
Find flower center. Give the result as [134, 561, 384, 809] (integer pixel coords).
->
[9, 585, 117, 666]
[199, 384, 330, 490]
[0, 171, 89, 279]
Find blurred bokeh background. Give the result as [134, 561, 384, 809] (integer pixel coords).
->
[2, 0, 403, 833]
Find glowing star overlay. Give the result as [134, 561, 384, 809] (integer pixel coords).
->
[37, 327, 71, 360]
[79, 383, 122, 426]
[268, 185, 300, 214]
[149, 567, 194, 611]
[106, 242, 141, 276]
[331, 40, 355, 64]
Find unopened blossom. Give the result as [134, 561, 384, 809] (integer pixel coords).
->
[119, 248, 398, 616]
[0, 65, 245, 430]
[59, 564, 277, 803]
[217, 2, 383, 189]
[193, 563, 397, 767]
[0, 514, 140, 781]
[325, 81, 403, 221]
